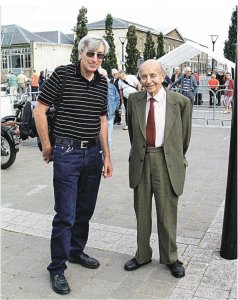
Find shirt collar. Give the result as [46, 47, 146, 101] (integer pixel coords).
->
[75, 61, 102, 84]
[146, 86, 166, 102]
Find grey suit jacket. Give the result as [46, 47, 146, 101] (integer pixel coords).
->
[127, 89, 192, 196]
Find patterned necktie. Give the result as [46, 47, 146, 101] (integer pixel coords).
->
[146, 98, 156, 147]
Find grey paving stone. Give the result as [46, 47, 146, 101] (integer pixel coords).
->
[132, 279, 175, 299]
[1, 126, 237, 299]
[169, 287, 196, 299]
[195, 285, 230, 299]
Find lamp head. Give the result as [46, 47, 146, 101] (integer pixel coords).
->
[119, 37, 127, 44]
[210, 35, 219, 44]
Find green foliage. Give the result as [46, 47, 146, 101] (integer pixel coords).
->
[224, 7, 237, 63]
[70, 6, 88, 64]
[125, 26, 140, 74]
[143, 31, 156, 61]
[102, 14, 118, 75]
[156, 32, 165, 58]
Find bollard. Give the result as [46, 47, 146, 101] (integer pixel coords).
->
[220, 54, 237, 260]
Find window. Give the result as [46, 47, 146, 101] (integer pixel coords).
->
[1, 47, 31, 70]
[11, 55, 23, 68]
[2, 55, 7, 69]
[25, 54, 31, 68]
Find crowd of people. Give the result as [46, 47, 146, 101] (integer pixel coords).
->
[6, 63, 233, 115]
[6, 69, 51, 101]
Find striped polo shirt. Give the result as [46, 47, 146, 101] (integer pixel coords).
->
[182, 76, 192, 92]
[37, 63, 108, 140]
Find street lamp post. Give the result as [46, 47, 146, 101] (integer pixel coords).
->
[119, 37, 127, 71]
[210, 34, 219, 74]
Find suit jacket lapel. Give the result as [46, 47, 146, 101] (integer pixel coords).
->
[164, 91, 177, 142]
[135, 91, 147, 140]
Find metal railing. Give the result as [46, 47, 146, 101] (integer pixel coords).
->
[171, 86, 233, 127]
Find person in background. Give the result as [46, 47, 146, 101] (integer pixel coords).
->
[162, 72, 172, 88]
[31, 70, 39, 101]
[33, 35, 112, 295]
[170, 66, 198, 104]
[192, 71, 199, 85]
[17, 71, 28, 95]
[118, 70, 142, 130]
[223, 72, 234, 114]
[6, 71, 12, 84]
[38, 70, 46, 91]
[171, 67, 181, 83]
[216, 71, 226, 106]
[99, 68, 120, 151]
[208, 74, 219, 107]
[8, 72, 18, 101]
[110, 68, 121, 125]
[110, 68, 120, 93]
[124, 59, 192, 279]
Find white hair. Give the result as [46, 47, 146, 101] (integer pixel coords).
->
[184, 66, 191, 72]
[111, 68, 118, 75]
[78, 35, 109, 58]
[98, 67, 108, 78]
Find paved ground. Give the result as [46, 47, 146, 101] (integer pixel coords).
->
[1, 116, 237, 299]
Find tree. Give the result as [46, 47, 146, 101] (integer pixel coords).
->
[143, 31, 156, 61]
[224, 7, 237, 63]
[156, 32, 165, 58]
[125, 26, 140, 74]
[102, 14, 118, 75]
[70, 7, 88, 64]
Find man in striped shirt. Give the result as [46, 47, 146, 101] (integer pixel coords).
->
[34, 35, 112, 295]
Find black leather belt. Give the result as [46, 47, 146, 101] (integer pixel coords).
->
[54, 137, 97, 149]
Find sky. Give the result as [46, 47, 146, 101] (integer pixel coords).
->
[1, 1, 237, 56]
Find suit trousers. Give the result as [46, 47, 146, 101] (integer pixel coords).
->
[134, 147, 178, 264]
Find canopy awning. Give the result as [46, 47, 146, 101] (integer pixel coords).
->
[158, 41, 235, 70]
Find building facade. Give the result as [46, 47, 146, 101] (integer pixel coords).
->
[1, 25, 73, 82]
[87, 18, 187, 71]
[1, 20, 210, 83]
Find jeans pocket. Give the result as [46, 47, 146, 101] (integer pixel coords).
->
[53, 144, 74, 157]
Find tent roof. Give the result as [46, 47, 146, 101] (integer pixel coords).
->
[158, 41, 235, 70]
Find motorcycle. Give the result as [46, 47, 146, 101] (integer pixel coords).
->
[1, 95, 32, 169]
[1, 118, 20, 169]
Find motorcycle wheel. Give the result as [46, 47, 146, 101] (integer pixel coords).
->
[1, 134, 16, 169]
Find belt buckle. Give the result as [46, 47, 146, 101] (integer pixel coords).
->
[80, 140, 88, 148]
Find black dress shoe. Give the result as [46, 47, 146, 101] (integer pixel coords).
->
[68, 253, 100, 269]
[50, 274, 70, 295]
[167, 260, 185, 278]
[124, 258, 152, 271]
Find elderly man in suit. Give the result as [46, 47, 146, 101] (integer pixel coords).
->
[124, 59, 192, 278]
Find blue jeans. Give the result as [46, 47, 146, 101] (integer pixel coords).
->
[47, 139, 103, 274]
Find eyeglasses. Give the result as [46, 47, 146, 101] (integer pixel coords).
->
[85, 51, 105, 59]
[112, 73, 118, 76]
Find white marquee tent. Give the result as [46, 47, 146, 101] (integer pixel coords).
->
[158, 41, 235, 72]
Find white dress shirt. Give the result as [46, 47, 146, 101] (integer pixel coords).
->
[146, 87, 166, 147]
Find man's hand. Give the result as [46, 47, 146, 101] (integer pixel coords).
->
[102, 158, 113, 178]
[42, 144, 53, 163]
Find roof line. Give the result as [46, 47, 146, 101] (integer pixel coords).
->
[17, 26, 31, 44]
